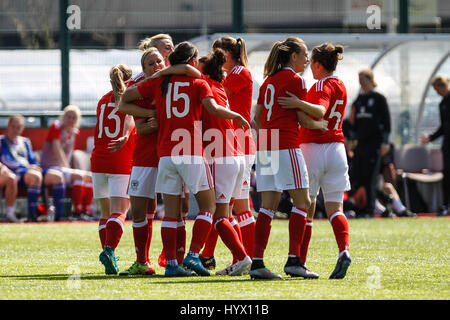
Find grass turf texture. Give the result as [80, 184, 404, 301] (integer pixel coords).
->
[0, 217, 448, 300]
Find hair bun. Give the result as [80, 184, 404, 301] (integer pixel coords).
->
[212, 48, 227, 65]
[335, 45, 344, 54]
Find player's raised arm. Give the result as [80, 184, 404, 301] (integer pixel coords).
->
[150, 64, 202, 79]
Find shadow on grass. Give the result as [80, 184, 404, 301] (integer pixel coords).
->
[0, 273, 313, 284]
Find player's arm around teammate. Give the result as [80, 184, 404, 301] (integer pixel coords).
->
[280, 43, 352, 279]
[121, 42, 249, 277]
[250, 37, 318, 280]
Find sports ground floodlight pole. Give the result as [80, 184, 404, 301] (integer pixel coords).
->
[59, 0, 70, 110]
[398, 0, 409, 33]
[232, 0, 244, 33]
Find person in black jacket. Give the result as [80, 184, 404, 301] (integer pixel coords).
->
[349, 69, 391, 217]
[420, 75, 450, 216]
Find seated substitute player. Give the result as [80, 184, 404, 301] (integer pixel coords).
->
[0, 162, 18, 222]
[0, 115, 66, 222]
[40, 104, 94, 220]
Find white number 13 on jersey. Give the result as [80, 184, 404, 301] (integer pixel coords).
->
[98, 102, 121, 139]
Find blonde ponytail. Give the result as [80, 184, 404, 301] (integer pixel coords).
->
[110, 64, 132, 102]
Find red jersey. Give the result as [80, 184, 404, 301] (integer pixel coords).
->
[299, 76, 347, 144]
[40, 120, 79, 168]
[128, 74, 159, 168]
[201, 76, 241, 158]
[223, 65, 256, 155]
[257, 68, 307, 150]
[137, 75, 214, 158]
[91, 91, 135, 174]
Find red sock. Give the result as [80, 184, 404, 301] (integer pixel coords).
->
[132, 219, 149, 263]
[72, 181, 84, 214]
[98, 218, 108, 249]
[229, 216, 243, 263]
[201, 224, 218, 258]
[229, 216, 242, 242]
[161, 217, 178, 262]
[82, 182, 93, 214]
[300, 220, 313, 265]
[189, 211, 213, 254]
[215, 217, 247, 261]
[289, 207, 307, 257]
[176, 219, 186, 264]
[253, 208, 274, 259]
[329, 212, 349, 253]
[105, 213, 126, 250]
[236, 210, 255, 259]
[145, 212, 155, 263]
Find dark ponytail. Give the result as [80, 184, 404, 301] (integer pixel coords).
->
[161, 41, 199, 96]
[201, 48, 227, 82]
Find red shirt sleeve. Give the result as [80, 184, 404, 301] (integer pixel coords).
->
[196, 78, 214, 101]
[46, 121, 61, 142]
[137, 78, 156, 101]
[307, 83, 331, 109]
[287, 76, 307, 100]
[223, 68, 250, 94]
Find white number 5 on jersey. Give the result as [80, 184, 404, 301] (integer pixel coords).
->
[166, 82, 190, 119]
[329, 99, 344, 130]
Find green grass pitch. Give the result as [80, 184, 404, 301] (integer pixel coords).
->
[0, 217, 448, 300]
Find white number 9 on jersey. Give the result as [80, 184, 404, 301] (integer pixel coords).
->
[264, 84, 275, 121]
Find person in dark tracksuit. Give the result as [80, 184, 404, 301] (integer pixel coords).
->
[349, 69, 391, 217]
[420, 75, 450, 216]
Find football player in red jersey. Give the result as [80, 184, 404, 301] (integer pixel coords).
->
[250, 37, 324, 280]
[116, 48, 165, 276]
[92, 64, 137, 275]
[212, 36, 257, 262]
[119, 46, 205, 272]
[279, 43, 352, 279]
[120, 42, 250, 277]
[136, 34, 191, 268]
[196, 49, 251, 276]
